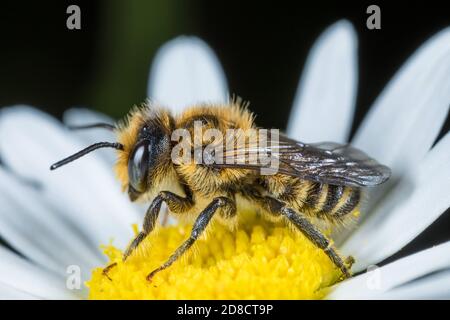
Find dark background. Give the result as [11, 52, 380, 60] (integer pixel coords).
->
[0, 0, 449, 265]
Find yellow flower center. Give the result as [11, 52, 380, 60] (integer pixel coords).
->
[87, 211, 344, 299]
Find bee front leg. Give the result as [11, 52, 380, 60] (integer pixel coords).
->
[263, 197, 353, 279]
[146, 196, 236, 282]
[102, 191, 193, 279]
[121, 195, 163, 262]
[123, 191, 194, 261]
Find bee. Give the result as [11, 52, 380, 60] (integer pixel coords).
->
[50, 101, 391, 281]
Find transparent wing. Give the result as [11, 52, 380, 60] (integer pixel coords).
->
[214, 134, 391, 187]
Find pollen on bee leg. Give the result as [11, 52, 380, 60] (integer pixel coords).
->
[86, 210, 345, 299]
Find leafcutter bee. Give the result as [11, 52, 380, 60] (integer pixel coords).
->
[51, 101, 391, 280]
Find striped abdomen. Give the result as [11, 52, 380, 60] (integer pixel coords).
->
[304, 182, 361, 219]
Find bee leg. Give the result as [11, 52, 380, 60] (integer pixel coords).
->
[146, 196, 235, 282]
[121, 195, 164, 262]
[264, 197, 352, 279]
[122, 190, 194, 262]
[102, 262, 117, 281]
[102, 201, 161, 278]
[102, 190, 194, 279]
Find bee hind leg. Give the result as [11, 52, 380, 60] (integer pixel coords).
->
[146, 196, 236, 282]
[263, 196, 353, 279]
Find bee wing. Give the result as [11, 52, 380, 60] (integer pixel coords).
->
[215, 134, 391, 187]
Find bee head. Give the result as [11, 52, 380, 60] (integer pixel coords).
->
[115, 104, 175, 201]
[125, 120, 172, 201]
[50, 103, 175, 202]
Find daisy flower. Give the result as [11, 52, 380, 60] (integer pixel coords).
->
[0, 20, 449, 300]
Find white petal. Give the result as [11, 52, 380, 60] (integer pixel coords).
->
[0, 282, 38, 300]
[353, 27, 450, 176]
[148, 36, 228, 113]
[0, 168, 103, 282]
[374, 270, 450, 299]
[340, 28, 450, 243]
[0, 106, 141, 250]
[343, 132, 450, 270]
[330, 241, 450, 299]
[0, 246, 77, 299]
[287, 20, 357, 143]
[63, 108, 116, 165]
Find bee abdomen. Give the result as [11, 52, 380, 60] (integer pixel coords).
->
[305, 183, 360, 218]
[332, 188, 361, 217]
[304, 182, 326, 210]
[322, 185, 344, 213]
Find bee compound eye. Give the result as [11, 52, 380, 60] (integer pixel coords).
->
[128, 140, 151, 193]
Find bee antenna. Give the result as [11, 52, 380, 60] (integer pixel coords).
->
[67, 123, 116, 131]
[50, 142, 124, 170]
